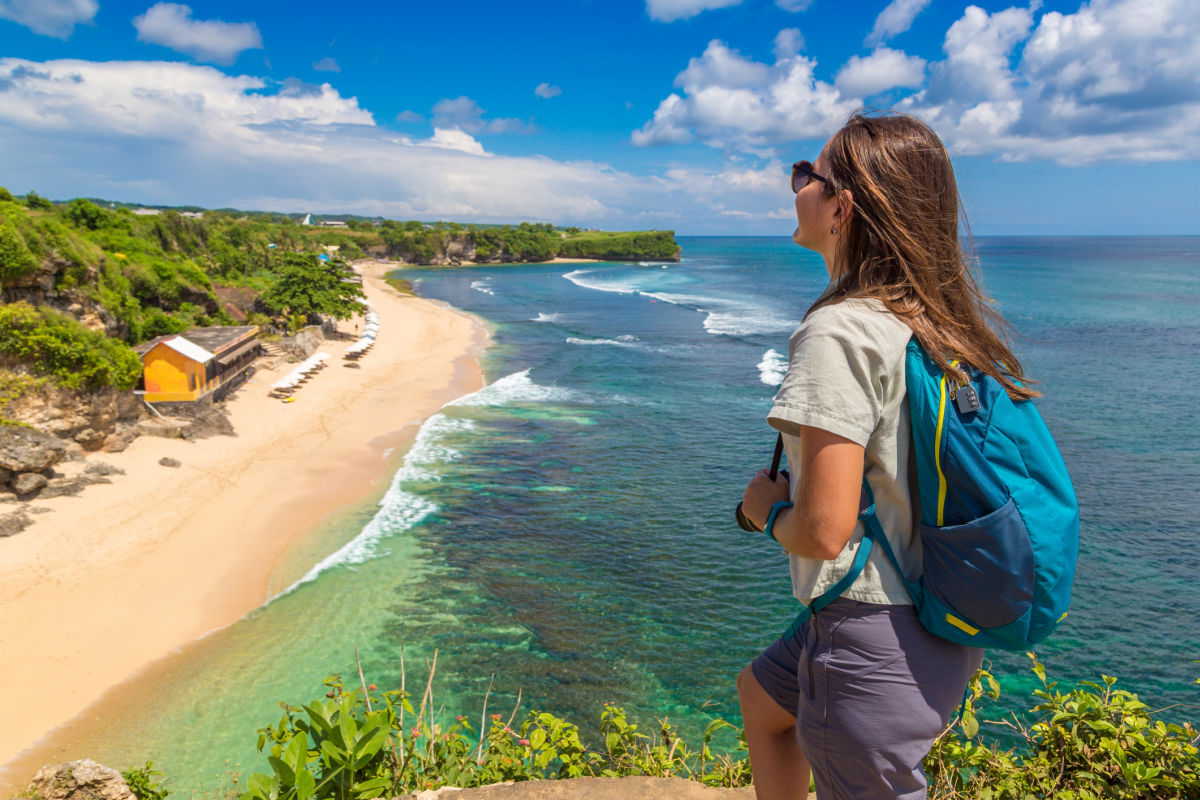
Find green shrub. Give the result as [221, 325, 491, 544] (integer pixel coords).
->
[134, 307, 189, 341]
[240, 664, 748, 800]
[925, 655, 1200, 799]
[0, 301, 143, 390]
[23, 191, 53, 210]
[0, 187, 14, 202]
[0, 221, 39, 283]
[65, 198, 110, 230]
[122, 761, 169, 800]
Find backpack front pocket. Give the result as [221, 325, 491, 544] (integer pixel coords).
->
[919, 497, 1034, 629]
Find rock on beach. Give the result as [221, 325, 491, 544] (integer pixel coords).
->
[19, 760, 135, 800]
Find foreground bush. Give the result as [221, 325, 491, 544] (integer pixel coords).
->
[926, 654, 1200, 799]
[231, 654, 1199, 800]
[240, 655, 747, 800]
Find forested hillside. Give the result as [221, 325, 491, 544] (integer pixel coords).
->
[0, 189, 678, 403]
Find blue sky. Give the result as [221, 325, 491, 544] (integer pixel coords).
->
[1, 0, 1197, 234]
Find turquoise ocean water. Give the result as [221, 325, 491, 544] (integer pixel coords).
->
[34, 236, 1200, 793]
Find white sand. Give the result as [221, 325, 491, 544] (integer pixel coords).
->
[0, 262, 485, 785]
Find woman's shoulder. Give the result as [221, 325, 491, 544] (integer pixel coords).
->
[795, 297, 912, 345]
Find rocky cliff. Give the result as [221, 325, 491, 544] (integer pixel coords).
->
[0, 253, 122, 338]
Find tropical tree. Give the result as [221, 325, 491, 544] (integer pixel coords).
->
[23, 191, 53, 210]
[261, 253, 366, 321]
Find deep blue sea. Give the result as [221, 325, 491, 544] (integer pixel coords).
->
[50, 236, 1200, 792]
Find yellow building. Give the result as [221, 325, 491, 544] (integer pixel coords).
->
[135, 326, 260, 403]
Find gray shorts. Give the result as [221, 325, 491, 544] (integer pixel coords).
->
[751, 597, 984, 800]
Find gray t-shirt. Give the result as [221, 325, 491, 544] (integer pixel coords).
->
[767, 297, 919, 606]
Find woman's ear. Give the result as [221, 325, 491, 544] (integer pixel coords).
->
[834, 189, 854, 228]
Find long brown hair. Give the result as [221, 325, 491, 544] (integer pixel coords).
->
[809, 110, 1037, 400]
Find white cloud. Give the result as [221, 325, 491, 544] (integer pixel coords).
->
[775, 0, 813, 11]
[834, 47, 926, 97]
[632, 38, 858, 149]
[424, 128, 489, 157]
[0, 0, 96, 38]
[901, 0, 1200, 164]
[928, 4, 1035, 102]
[0, 57, 794, 232]
[431, 96, 535, 135]
[865, 0, 931, 46]
[132, 3, 263, 65]
[1021, 0, 1200, 109]
[534, 82, 561, 99]
[0, 59, 370, 141]
[313, 57, 340, 73]
[773, 28, 805, 61]
[635, 1, 1200, 165]
[645, 0, 742, 23]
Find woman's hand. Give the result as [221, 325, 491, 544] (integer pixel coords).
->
[742, 468, 790, 531]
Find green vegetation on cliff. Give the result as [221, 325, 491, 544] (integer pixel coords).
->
[377, 220, 679, 264]
[199, 656, 1200, 800]
[557, 230, 680, 261]
[0, 186, 678, 393]
[0, 301, 142, 390]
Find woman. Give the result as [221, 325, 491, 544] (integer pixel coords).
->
[737, 111, 1036, 800]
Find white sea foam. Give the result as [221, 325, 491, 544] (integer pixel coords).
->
[275, 414, 474, 597]
[562, 269, 642, 295]
[646, 292, 798, 337]
[270, 370, 588, 599]
[758, 348, 788, 386]
[470, 280, 495, 296]
[702, 309, 797, 337]
[447, 368, 586, 407]
[532, 312, 563, 323]
[565, 335, 642, 349]
[565, 268, 797, 337]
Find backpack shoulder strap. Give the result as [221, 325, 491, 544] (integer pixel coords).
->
[859, 476, 924, 606]
[784, 476, 881, 638]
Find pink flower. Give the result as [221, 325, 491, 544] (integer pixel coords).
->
[518, 739, 530, 746]
[491, 714, 501, 721]
[368, 684, 376, 691]
[411, 728, 421, 738]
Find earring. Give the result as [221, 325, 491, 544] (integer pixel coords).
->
[830, 225, 838, 235]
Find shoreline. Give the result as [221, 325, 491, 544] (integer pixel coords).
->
[0, 261, 488, 792]
[398, 257, 603, 268]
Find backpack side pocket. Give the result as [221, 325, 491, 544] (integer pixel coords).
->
[919, 497, 1034, 629]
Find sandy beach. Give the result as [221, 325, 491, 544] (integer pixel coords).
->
[0, 261, 486, 788]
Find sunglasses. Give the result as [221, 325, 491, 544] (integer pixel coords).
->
[791, 160, 828, 193]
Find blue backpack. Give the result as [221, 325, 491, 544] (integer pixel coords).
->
[786, 337, 1080, 651]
